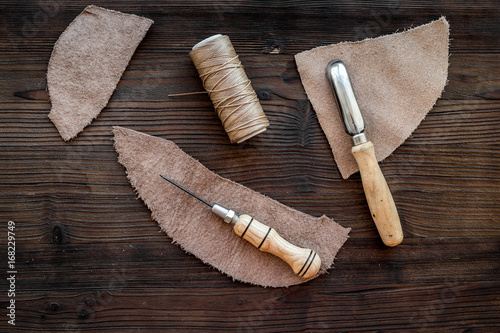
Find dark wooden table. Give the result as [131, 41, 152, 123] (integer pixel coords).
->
[1, 1, 499, 331]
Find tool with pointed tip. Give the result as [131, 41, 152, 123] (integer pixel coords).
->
[326, 60, 403, 247]
[160, 174, 321, 278]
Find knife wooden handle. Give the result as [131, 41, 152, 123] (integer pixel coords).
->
[233, 214, 321, 279]
[352, 141, 403, 247]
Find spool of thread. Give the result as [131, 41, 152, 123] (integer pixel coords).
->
[190, 34, 270, 143]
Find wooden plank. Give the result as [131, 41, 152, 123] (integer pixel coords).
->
[1, 0, 499, 331]
[11, 281, 500, 331]
[2, 54, 500, 102]
[9, 239, 500, 331]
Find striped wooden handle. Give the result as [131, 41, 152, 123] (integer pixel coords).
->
[233, 214, 321, 279]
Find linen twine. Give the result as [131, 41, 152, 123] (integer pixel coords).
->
[189, 35, 269, 143]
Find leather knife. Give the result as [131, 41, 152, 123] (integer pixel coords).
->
[326, 59, 403, 247]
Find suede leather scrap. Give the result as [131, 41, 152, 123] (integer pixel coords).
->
[48, 5, 153, 141]
[295, 17, 449, 178]
[113, 126, 350, 287]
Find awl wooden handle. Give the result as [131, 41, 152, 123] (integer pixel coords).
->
[352, 141, 403, 247]
[233, 214, 321, 279]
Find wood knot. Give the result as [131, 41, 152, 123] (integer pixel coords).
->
[52, 224, 66, 244]
[78, 307, 92, 319]
[256, 89, 271, 100]
[262, 33, 285, 54]
[50, 302, 60, 312]
[84, 297, 96, 307]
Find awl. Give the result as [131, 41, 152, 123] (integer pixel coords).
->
[326, 60, 403, 247]
[160, 175, 322, 278]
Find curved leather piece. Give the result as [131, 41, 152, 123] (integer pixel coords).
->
[113, 126, 350, 287]
[48, 6, 153, 141]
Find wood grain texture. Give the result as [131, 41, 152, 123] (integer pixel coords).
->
[352, 141, 403, 247]
[0, 0, 499, 331]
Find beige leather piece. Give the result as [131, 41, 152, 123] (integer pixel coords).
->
[295, 17, 449, 178]
[48, 5, 153, 141]
[113, 126, 350, 287]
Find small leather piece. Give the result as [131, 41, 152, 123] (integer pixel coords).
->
[47, 5, 153, 141]
[113, 126, 350, 287]
[295, 17, 449, 178]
